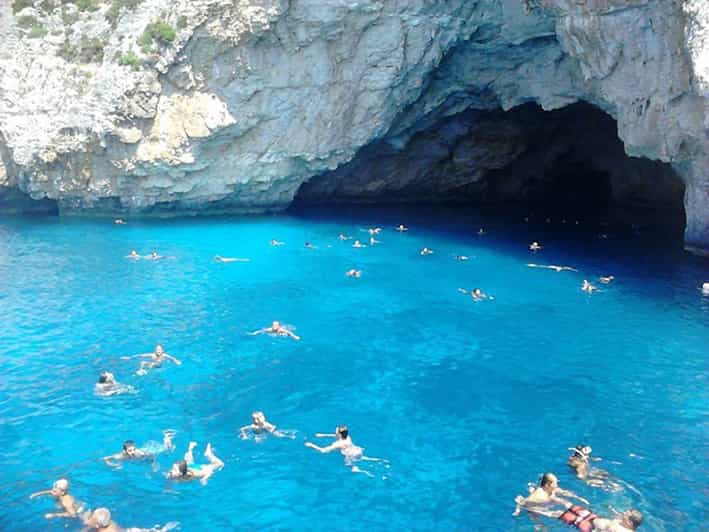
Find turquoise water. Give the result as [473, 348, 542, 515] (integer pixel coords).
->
[0, 207, 707, 531]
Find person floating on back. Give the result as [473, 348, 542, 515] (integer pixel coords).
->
[248, 321, 300, 340]
[122, 344, 181, 376]
[167, 441, 224, 485]
[30, 478, 84, 520]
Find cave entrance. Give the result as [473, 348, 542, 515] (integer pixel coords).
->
[294, 102, 686, 234]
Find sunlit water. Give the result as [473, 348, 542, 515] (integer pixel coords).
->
[0, 206, 707, 531]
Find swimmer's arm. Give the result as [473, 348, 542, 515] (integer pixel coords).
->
[165, 354, 182, 365]
[556, 489, 589, 505]
[29, 489, 52, 499]
[45, 511, 75, 519]
[285, 330, 301, 340]
[103, 453, 124, 467]
[304, 442, 338, 453]
[247, 328, 268, 336]
[198, 468, 216, 485]
[457, 288, 468, 294]
[314, 433, 336, 438]
[239, 424, 253, 438]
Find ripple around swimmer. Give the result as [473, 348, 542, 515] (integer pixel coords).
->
[0, 210, 707, 530]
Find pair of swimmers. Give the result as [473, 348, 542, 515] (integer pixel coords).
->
[31, 479, 176, 531]
[126, 251, 165, 261]
[514, 473, 642, 531]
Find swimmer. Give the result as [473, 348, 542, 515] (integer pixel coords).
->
[454, 255, 470, 261]
[395, 224, 408, 232]
[103, 430, 176, 468]
[147, 251, 163, 261]
[599, 275, 615, 284]
[82, 507, 178, 532]
[214, 255, 251, 263]
[567, 445, 624, 492]
[369, 237, 380, 246]
[114, 219, 126, 225]
[352, 240, 367, 248]
[702, 282, 709, 295]
[420, 247, 433, 256]
[368, 227, 382, 235]
[346, 269, 362, 278]
[304, 242, 316, 249]
[518, 502, 642, 531]
[239, 411, 291, 439]
[167, 441, 224, 485]
[270, 239, 285, 246]
[30, 478, 84, 520]
[527, 263, 578, 272]
[529, 241, 543, 252]
[338, 233, 351, 240]
[248, 320, 301, 340]
[513, 472, 589, 517]
[599, 233, 609, 240]
[126, 250, 140, 260]
[582, 280, 598, 293]
[305, 425, 382, 475]
[477, 228, 486, 236]
[458, 287, 491, 301]
[95, 372, 119, 396]
[122, 344, 181, 375]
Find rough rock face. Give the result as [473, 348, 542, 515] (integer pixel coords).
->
[0, 0, 707, 253]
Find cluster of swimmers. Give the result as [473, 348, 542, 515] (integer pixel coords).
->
[54, 217, 707, 529]
[513, 445, 643, 531]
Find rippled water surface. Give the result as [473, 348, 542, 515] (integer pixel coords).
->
[0, 207, 707, 531]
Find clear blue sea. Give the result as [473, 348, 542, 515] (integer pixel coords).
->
[0, 206, 707, 531]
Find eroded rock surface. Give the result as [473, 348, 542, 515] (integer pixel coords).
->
[0, 0, 707, 252]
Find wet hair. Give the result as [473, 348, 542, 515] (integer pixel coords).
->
[98, 373, 109, 384]
[539, 473, 556, 488]
[53, 479, 69, 493]
[123, 440, 135, 451]
[93, 508, 111, 528]
[574, 444, 592, 457]
[178, 460, 188, 476]
[336, 425, 349, 439]
[625, 509, 643, 528]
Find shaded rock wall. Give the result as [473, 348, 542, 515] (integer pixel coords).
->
[0, 0, 707, 252]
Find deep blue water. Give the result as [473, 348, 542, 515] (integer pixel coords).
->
[0, 207, 707, 531]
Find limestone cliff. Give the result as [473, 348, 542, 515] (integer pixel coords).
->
[0, 0, 707, 253]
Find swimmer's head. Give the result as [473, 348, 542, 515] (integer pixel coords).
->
[91, 508, 112, 528]
[130, 250, 138, 256]
[123, 440, 137, 455]
[335, 425, 349, 440]
[98, 371, 114, 384]
[539, 473, 558, 491]
[622, 509, 643, 529]
[155, 344, 164, 356]
[272, 321, 280, 329]
[51, 478, 69, 495]
[252, 411, 266, 425]
[572, 444, 592, 458]
[473, 288, 482, 296]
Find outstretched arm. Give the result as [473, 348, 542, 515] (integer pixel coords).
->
[29, 490, 52, 499]
[165, 354, 182, 365]
[285, 330, 301, 340]
[305, 441, 338, 453]
[314, 433, 336, 438]
[120, 353, 154, 360]
[556, 489, 589, 505]
[45, 511, 74, 519]
[247, 328, 268, 336]
[239, 424, 253, 438]
[103, 453, 123, 468]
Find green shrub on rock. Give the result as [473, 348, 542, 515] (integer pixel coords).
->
[12, 0, 34, 15]
[76, 0, 100, 12]
[106, 0, 144, 26]
[28, 24, 49, 38]
[118, 51, 141, 70]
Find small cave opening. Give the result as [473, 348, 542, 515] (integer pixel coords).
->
[294, 102, 686, 235]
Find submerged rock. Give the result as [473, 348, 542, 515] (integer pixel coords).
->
[0, 0, 707, 252]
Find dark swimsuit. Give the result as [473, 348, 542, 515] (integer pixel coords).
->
[559, 505, 598, 531]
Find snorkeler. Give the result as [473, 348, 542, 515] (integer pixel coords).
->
[420, 247, 433, 256]
[126, 250, 140, 260]
[529, 241, 543, 251]
[352, 240, 367, 248]
[270, 239, 285, 246]
[122, 344, 181, 375]
[513, 472, 589, 517]
[599, 275, 615, 284]
[395, 224, 408, 232]
[582, 280, 598, 293]
[103, 430, 176, 468]
[167, 442, 224, 485]
[239, 411, 292, 439]
[30, 478, 84, 520]
[249, 321, 301, 340]
[346, 269, 362, 278]
[527, 263, 578, 272]
[82, 507, 178, 532]
[214, 255, 251, 263]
